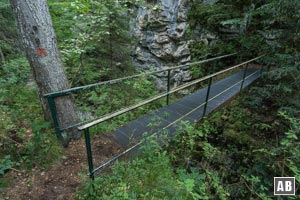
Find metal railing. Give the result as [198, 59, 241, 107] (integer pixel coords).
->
[44, 53, 265, 179]
[78, 55, 264, 179]
[44, 53, 237, 139]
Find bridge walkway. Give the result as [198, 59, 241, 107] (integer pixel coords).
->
[112, 67, 260, 148]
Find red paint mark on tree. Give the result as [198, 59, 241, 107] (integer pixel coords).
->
[36, 48, 47, 57]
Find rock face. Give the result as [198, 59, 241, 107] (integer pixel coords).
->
[133, 0, 191, 91]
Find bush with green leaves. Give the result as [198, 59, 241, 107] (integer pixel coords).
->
[241, 112, 300, 199]
[245, 54, 300, 117]
[188, 0, 300, 61]
[0, 0, 20, 58]
[0, 84, 61, 169]
[77, 137, 191, 200]
[169, 121, 230, 200]
[166, 104, 300, 199]
[52, 0, 140, 86]
[0, 57, 61, 181]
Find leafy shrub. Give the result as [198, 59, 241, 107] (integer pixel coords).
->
[0, 156, 14, 176]
[20, 120, 61, 168]
[0, 57, 30, 84]
[0, 78, 61, 173]
[245, 54, 300, 117]
[77, 137, 189, 200]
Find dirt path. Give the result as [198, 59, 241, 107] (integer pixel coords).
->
[2, 134, 121, 200]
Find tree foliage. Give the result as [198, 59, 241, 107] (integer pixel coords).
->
[1, 0, 300, 198]
[0, 0, 19, 60]
[77, 0, 300, 198]
[50, 0, 139, 86]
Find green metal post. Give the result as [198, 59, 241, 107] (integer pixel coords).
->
[84, 128, 94, 180]
[202, 77, 212, 118]
[166, 69, 171, 105]
[46, 97, 63, 141]
[240, 64, 248, 91]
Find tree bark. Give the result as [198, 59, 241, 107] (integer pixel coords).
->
[9, 0, 80, 145]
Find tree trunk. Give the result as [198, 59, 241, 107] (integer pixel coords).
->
[9, 0, 80, 145]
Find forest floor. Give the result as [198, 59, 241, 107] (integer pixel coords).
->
[1, 133, 121, 200]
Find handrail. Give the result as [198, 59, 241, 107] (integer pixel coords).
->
[43, 52, 239, 141]
[77, 54, 264, 179]
[44, 53, 237, 98]
[87, 67, 263, 176]
[77, 55, 264, 130]
[43, 50, 265, 179]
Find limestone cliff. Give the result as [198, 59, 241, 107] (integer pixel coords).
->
[133, 0, 191, 91]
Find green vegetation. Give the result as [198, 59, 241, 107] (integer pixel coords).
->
[0, 58, 61, 187]
[0, 0, 299, 199]
[0, 0, 61, 185]
[0, 0, 159, 188]
[77, 138, 189, 200]
[77, 0, 299, 199]
[0, 0, 19, 59]
[188, 0, 300, 76]
[49, 0, 164, 133]
[77, 95, 299, 199]
[50, 0, 138, 85]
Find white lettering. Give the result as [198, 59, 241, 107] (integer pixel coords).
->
[285, 181, 292, 191]
[277, 181, 284, 191]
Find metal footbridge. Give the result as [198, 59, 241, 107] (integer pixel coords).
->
[44, 53, 265, 179]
